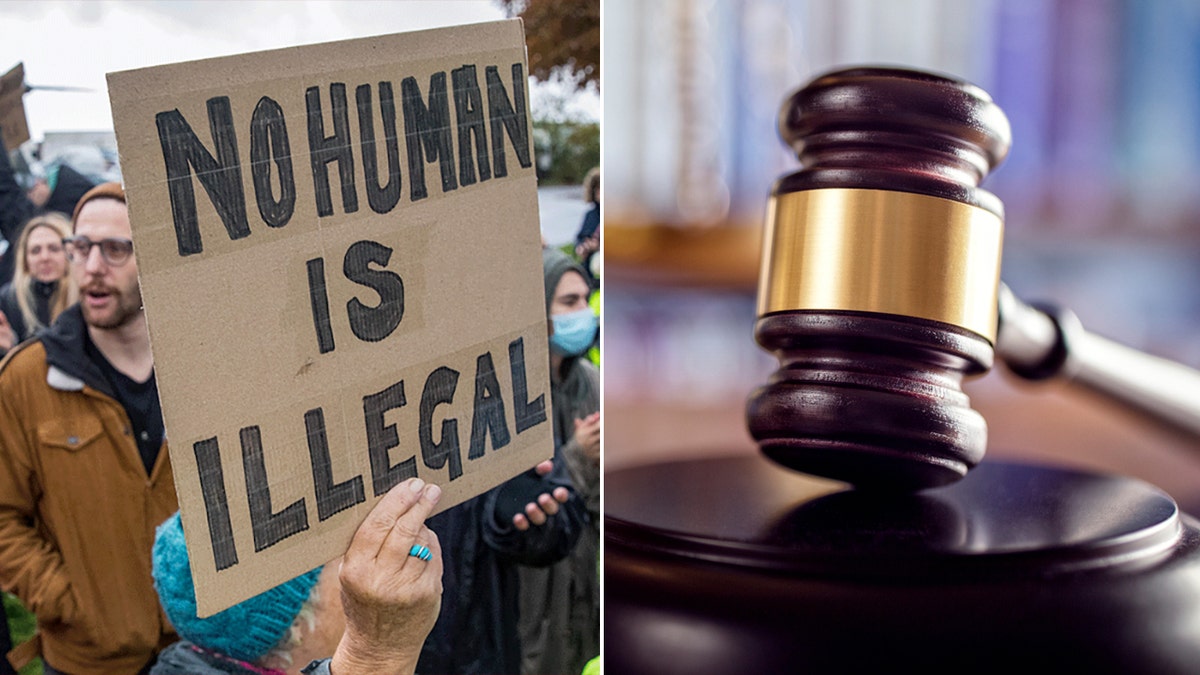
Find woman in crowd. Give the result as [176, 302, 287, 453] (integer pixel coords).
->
[0, 213, 76, 353]
[573, 167, 600, 283]
[151, 478, 444, 675]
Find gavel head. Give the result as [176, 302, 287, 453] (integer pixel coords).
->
[747, 67, 1012, 491]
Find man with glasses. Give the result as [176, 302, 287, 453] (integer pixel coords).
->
[0, 183, 178, 674]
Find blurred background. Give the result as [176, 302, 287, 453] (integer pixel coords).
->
[603, 0, 1200, 514]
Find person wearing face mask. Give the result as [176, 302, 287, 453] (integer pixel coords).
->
[0, 213, 77, 355]
[517, 248, 600, 675]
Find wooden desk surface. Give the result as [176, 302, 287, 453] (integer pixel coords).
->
[605, 369, 1200, 515]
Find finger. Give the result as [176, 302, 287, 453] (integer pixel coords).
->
[534, 459, 553, 476]
[378, 482, 441, 569]
[394, 527, 438, 585]
[537, 492, 559, 517]
[553, 486, 570, 504]
[525, 502, 547, 526]
[513, 513, 529, 531]
[423, 529, 444, 586]
[344, 478, 426, 563]
[405, 529, 444, 601]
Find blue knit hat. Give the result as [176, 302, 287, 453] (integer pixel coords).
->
[152, 512, 323, 662]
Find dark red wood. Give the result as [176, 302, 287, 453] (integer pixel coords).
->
[605, 456, 1200, 674]
[776, 66, 1010, 215]
[748, 311, 992, 490]
[749, 67, 1011, 489]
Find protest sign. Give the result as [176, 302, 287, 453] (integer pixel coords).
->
[0, 63, 30, 150]
[108, 19, 553, 616]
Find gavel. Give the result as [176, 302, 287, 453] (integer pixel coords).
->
[606, 67, 1200, 673]
[746, 66, 1200, 491]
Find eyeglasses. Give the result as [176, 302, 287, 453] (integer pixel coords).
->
[62, 237, 135, 266]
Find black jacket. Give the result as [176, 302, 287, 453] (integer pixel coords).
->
[574, 203, 599, 245]
[0, 136, 35, 287]
[37, 304, 113, 394]
[417, 460, 585, 675]
[42, 164, 95, 217]
[0, 278, 59, 348]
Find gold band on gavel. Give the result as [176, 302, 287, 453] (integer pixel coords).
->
[757, 188, 1004, 343]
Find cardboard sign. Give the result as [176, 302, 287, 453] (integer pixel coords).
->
[0, 63, 30, 150]
[108, 20, 553, 616]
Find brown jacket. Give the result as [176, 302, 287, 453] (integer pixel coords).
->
[0, 306, 178, 674]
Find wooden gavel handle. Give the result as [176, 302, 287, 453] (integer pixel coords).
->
[996, 283, 1200, 438]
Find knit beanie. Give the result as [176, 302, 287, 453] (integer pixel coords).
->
[152, 512, 322, 662]
[542, 247, 588, 314]
[71, 181, 126, 227]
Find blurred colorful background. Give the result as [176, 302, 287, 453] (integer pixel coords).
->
[603, 0, 1200, 513]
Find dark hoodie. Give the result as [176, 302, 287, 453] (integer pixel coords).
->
[42, 164, 96, 218]
[417, 463, 585, 674]
[410, 240, 590, 675]
[0, 278, 61, 348]
[37, 303, 109, 390]
[515, 249, 600, 675]
[0, 135, 34, 287]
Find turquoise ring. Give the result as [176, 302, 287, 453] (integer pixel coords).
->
[408, 544, 432, 562]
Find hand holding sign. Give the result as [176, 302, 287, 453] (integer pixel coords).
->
[333, 477, 443, 675]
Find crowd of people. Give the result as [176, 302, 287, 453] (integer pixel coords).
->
[0, 115, 602, 675]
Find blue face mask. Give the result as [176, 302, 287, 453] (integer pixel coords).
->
[550, 308, 598, 357]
